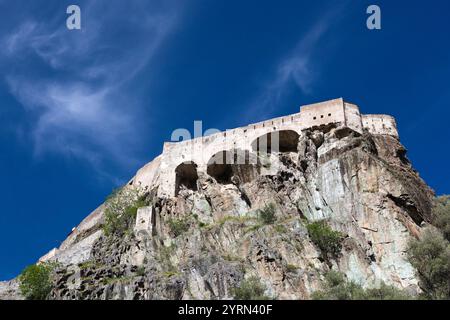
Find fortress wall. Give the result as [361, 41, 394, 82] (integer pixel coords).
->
[54, 230, 103, 266]
[344, 102, 364, 133]
[38, 230, 103, 266]
[299, 98, 347, 129]
[59, 204, 105, 251]
[362, 114, 399, 138]
[132, 155, 161, 189]
[38, 248, 58, 263]
[158, 117, 304, 197]
[157, 98, 397, 198]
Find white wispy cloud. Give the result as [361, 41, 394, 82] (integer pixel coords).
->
[242, 5, 348, 121]
[1, 1, 182, 181]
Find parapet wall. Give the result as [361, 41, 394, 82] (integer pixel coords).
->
[362, 114, 399, 138]
[157, 98, 398, 197]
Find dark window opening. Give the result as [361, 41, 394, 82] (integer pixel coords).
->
[320, 115, 324, 118]
[313, 116, 317, 120]
[175, 162, 198, 196]
[328, 113, 331, 116]
[207, 150, 259, 184]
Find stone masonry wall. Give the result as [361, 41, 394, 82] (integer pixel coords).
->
[158, 98, 398, 197]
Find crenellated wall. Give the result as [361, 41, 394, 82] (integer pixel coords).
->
[157, 98, 399, 198]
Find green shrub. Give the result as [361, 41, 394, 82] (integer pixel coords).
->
[286, 264, 299, 273]
[233, 276, 269, 300]
[432, 195, 450, 241]
[167, 217, 190, 237]
[311, 271, 411, 300]
[136, 266, 146, 277]
[274, 224, 287, 233]
[407, 227, 450, 300]
[19, 262, 56, 300]
[103, 187, 147, 236]
[363, 283, 413, 300]
[258, 203, 276, 225]
[306, 220, 344, 261]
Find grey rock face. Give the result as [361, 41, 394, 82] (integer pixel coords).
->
[0, 279, 23, 300]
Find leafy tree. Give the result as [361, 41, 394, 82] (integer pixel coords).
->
[307, 220, 344, 261]
[19, 262, 56, 300]
[233, 276, 269, 300]
[311, 271, 411, 300]
[407, 227, 450, 299]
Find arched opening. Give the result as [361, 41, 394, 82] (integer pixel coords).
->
[207, 149, 259, 184]
[175, 161, 198, 196]
[207, 151, 233, 184]
[251, 130, 299, 153]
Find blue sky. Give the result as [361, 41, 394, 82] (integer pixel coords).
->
[1, 0, 449, 280]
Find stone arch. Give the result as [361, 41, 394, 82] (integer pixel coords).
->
[207, 149, 259, 184]
[175, 161, 198, 195]
[251, 130, 300, 153]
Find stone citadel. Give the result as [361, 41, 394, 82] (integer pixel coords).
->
[156, 98, 398, 197]
[38, 97, 399, 265]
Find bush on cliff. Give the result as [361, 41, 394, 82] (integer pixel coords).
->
[103, 187, 147, 236]
[306, 220, 344, 261]
[311, 271, 411, 300]
[233, 276, 270, 300]
[167, 217, 190, 237]
[407, 227, 450, 300]
[19, 262, 56, 300]
[258, 203, 277, 225]
[432, 195, 450, 241]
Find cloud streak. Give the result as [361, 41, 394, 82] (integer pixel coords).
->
[242, 5, 349, 122]
[1, 1, 182, 181]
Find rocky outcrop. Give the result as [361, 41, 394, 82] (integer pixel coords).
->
[1, 124, 434, 300]
[0, 279, 23, 300]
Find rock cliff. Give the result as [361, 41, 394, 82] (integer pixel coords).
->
[1, 123, 435, 300]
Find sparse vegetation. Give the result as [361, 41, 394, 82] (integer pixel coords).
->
[233, 276, 270, 300]
[19, 262, 57, 300]
[136, 266, 146, 277]
[306, 220, 344, 261]
[192, 213, 209, 228]
[258, 203, 277, 225]
[103, 187, 148, 236]
[158, 243, 178, 275]
[222, 253, 244, 262]
[217, 215, 254, 226]
[407, 227, 450, 300]
[167, 217, 190, 237]
[286, 264, 299, 273]
[274, 224, 288, 233]
[162, 271, 181, 278]
[311, 271, 412, 300]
